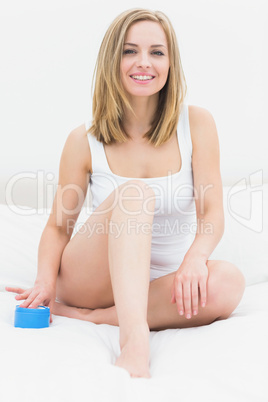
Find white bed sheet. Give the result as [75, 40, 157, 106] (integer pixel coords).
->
[0, 181, 268, 402]
[0, 282, 268, 402]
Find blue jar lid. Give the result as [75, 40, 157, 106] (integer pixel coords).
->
[14, 305, 50, 328]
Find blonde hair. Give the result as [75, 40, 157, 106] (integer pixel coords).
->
[88, 8, 187, 147]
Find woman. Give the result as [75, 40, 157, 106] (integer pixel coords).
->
[6, 8, 245, 378]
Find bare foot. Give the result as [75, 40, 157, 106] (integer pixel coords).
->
[52, 301, 94, 321]
[53, 304, 151, 377]
[115, 325, 151, 378]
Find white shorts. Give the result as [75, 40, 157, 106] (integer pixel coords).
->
[149, 263, 181, 282]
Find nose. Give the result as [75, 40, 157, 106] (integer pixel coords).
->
[136, 51, 152, 69]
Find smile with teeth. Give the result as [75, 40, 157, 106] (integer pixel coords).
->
[130, 75, 155, 81]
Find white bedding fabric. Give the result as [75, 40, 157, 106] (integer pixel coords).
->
[0, 182, 268, 401]
[0, 283, 268, 402]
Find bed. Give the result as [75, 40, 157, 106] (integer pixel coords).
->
[1, 183, 268, 402]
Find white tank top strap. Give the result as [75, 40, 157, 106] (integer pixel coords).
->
[85, 121, 109, 174]
[177, 104, 192, 159]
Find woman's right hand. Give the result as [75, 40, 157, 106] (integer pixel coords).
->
[5, 281, 56, 323]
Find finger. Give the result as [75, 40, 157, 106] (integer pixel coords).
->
[19, 291, 39, 308]
[5, 287, 26, 294]
[175, 281, 184, 316]
[15, 289, 31, 301]
[49, 301, 54, 323]
[191, 280, 199, 315]
[199, 278, 207, 308]
[183, 281, 191, 319]
[28, 294, 44, 309]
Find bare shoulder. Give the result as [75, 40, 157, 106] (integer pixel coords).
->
[188, 105, 218, 151]
[65, 123, 92, 173]
[188, 104, 216, 125]
[187, 106, 223, 218]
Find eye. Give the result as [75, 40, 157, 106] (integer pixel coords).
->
[123, 49, 136, 55]
[152, 51, 164, 56]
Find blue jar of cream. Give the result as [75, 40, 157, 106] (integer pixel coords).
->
[14, 305, 50, 328]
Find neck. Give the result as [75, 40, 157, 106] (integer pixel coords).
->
[122, 94, 158, 142]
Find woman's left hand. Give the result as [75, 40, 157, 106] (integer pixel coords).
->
[170, 256, 208, 319]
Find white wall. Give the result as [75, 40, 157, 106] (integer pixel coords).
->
[0, 0, 267, 206]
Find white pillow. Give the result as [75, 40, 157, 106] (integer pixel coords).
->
[0, 205, 49, 289]
[0, 184, 267, 289]
[210, 183, 268, 285]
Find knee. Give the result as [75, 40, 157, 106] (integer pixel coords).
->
[209, 261, 246, 319]
[120, 180, 155, 199]
[115, 180, 156, 215]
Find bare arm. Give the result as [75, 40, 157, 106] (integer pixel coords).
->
[171, 105, 224, 315]
[35, 124, 92, 286]
[35, 226, 70, 287]
[183, 105, 224, 262]
[6, 124, 92, 313]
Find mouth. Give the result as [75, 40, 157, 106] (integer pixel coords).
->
[130, 75, 155, 83]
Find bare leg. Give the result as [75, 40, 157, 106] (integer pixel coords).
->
[54, 179, 245, 378]
[108, 181, 155, 378]
[55, 179, 155, 378]
[53, 259, 246, 330]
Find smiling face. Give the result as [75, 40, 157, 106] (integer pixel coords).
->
[120, 20, 170, 100]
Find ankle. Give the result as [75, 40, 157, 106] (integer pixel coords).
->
[120, 322, 150, 349]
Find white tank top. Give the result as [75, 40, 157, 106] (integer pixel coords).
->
[85, 104, 197, 279]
